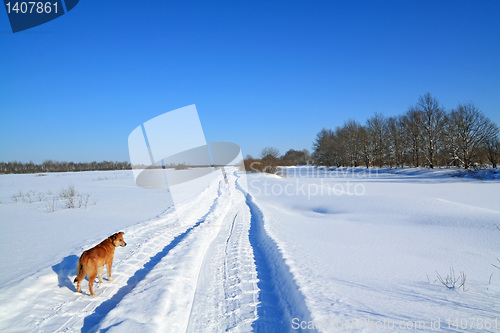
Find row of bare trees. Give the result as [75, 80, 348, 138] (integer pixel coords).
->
[0, 160, 131, 174]
[244, 148, 311, 173]
[313, 93, 499, 169]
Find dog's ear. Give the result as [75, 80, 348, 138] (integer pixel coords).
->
[110, 234, 117, 240]
[119, 232, 124, 236]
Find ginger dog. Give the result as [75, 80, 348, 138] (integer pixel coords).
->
[74, 232, 127, 296]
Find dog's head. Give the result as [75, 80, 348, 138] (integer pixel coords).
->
[110, 232, 127, 247]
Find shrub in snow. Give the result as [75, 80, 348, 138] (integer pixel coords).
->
[59, 185, 77, 208]
[435, 268, 468, 291]
[59, 185, 93, 209]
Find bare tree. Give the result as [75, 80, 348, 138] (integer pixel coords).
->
[260, 147, 280, 160]
[282, 149, 310, 165]
[260, 147, 280, 173]
[415, 93, 446, 168]
[313, 128, 342, 167]
[387, 115, 405, 168]
[367, 113, 388, 167]
[340, 119, 364, 167]
[447, 103, 499, 169]
[402, 108, 423, 167]
[358, 125, 371, 168]
[484, 137, 500, 168]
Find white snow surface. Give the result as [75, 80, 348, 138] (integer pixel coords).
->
[0, 167, 499, 332]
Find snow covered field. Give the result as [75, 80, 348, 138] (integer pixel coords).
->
[0, 167, 499, 332]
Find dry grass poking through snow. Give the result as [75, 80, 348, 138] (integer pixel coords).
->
[11, 185, 95, 212]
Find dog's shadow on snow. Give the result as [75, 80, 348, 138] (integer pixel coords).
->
[52, 255, 79, 292]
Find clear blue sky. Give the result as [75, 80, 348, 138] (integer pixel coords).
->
[1, 0, 499, 163]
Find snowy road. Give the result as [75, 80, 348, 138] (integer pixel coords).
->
[0, 171, 312, 332]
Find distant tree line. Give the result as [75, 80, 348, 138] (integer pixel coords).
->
[313, 93, 499, 169]
[244, 147, 311, 173]
[0, 160, 131, 174]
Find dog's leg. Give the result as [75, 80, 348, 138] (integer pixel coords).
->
[98, 266, 104, 283]
[107, 262, 114, 281]
[88, 270, 97, 296]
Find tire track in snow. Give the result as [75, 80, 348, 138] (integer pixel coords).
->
[219, 206, 259, 331]
[186, 173, 259, 332]
[236, 175, 316, 332]
[187, 172, 315, 331]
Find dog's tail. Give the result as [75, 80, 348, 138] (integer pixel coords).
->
[74, 258, 85, 283]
